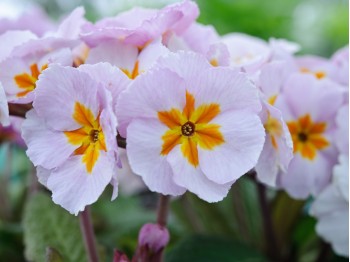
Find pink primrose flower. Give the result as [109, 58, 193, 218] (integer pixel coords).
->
[116, 51, 265, 202]
[22, 64, 120, 214]
[81, 1, 199, 48]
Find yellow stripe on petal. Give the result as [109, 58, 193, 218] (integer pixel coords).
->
[65, 102, 107, 173]
[73, 102, 95, 128]
[82, 144, 100, 173]
[190, 103, 220, 124]
[183, 91, 195, 120]
[30, 64, 40, 79]
[161, 128, 182, 155]
[14, 73, 36, 88]
[64, 127, 88, 145]
[158, 109, 184, 129]
[181, 137, 199, 167]
[196, 124, 225, 150]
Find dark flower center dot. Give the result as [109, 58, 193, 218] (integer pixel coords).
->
[90, 129, 100, 142]
[181, 121, 195, 136]
[298, 132, 308, 142]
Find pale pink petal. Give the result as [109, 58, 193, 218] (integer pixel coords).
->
[198, 110, 265, 184]
[36, 166, 51, 187]
[190, 67, 261, 114]
[78, 62, 131, 106]
[33, 65, 101, 131]
[277, 153, 333, 199]
[54, 7, 87, 39]
[335, 104, 349, 155]
[311, 182, 349, 257]
[47, 153, 115, 215]
[316, 211, 349, 257]
[137, 39, 170, 73]
[21, 110, 76, 169]
[222, 33, 271, 73]
[86, 40, 138, 72]
[117, 148, 146, 195]
[116, 67, 186, 137]
[281, 74, 344, 122]
[126, 118, 186, 196]
[180, 23, 220, 54]
[330, 45, 349, 86]
[258, 60, 296, 99]
[167, 144, 232, 202]
[333, 155, 349, 202]
[156, 51, 211, 81]
[0, 82, 9, 126]
[0, 30, 36, 62]
[256, 103, 294, 187]
[206, 43, 230, 67]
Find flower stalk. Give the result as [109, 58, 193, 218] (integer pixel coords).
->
[79, 207, 100, 262]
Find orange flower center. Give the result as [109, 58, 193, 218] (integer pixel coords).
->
[158, 91, 225, 167]
[64, 102, 107, 173]
[287, 114, 329, 160]
[14, 63, 48, 97]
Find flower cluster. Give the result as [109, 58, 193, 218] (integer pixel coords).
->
[0, 1, 348, 256]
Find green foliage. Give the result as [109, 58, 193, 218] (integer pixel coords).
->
[165, 235, 268, 262]
[22, 192, 87, 262]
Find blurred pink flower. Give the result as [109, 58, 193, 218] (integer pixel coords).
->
[310, 155, 349, 257]
[274, 74, 344, 198]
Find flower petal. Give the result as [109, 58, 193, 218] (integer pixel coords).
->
[167, 144, 232, 202]
[47, 153, 114, 215]
[198, 110, 265, 184]
[22, 110, 76, 169]
[126, 118, 186, 196]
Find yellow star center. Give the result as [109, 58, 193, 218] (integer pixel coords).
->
[64, 102, 107, 173]
[287, 114, 329, 160]
[158, 91, 225, 167]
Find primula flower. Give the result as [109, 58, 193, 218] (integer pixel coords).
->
[86, 39, 169, 80]
[116, 51, 265, 201]
[310, 155, 349, 257]
[81, 1, 199, 48]
[0, 48, 72, 103]
[0, 8, 88, 104]
[22, 64, 119, 214]
[274, 74, 344, 198]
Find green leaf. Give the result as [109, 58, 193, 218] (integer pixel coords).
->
[23, 192, 87, 262]
[165, 235, 268, 262]
[46, 247, 63, 262]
